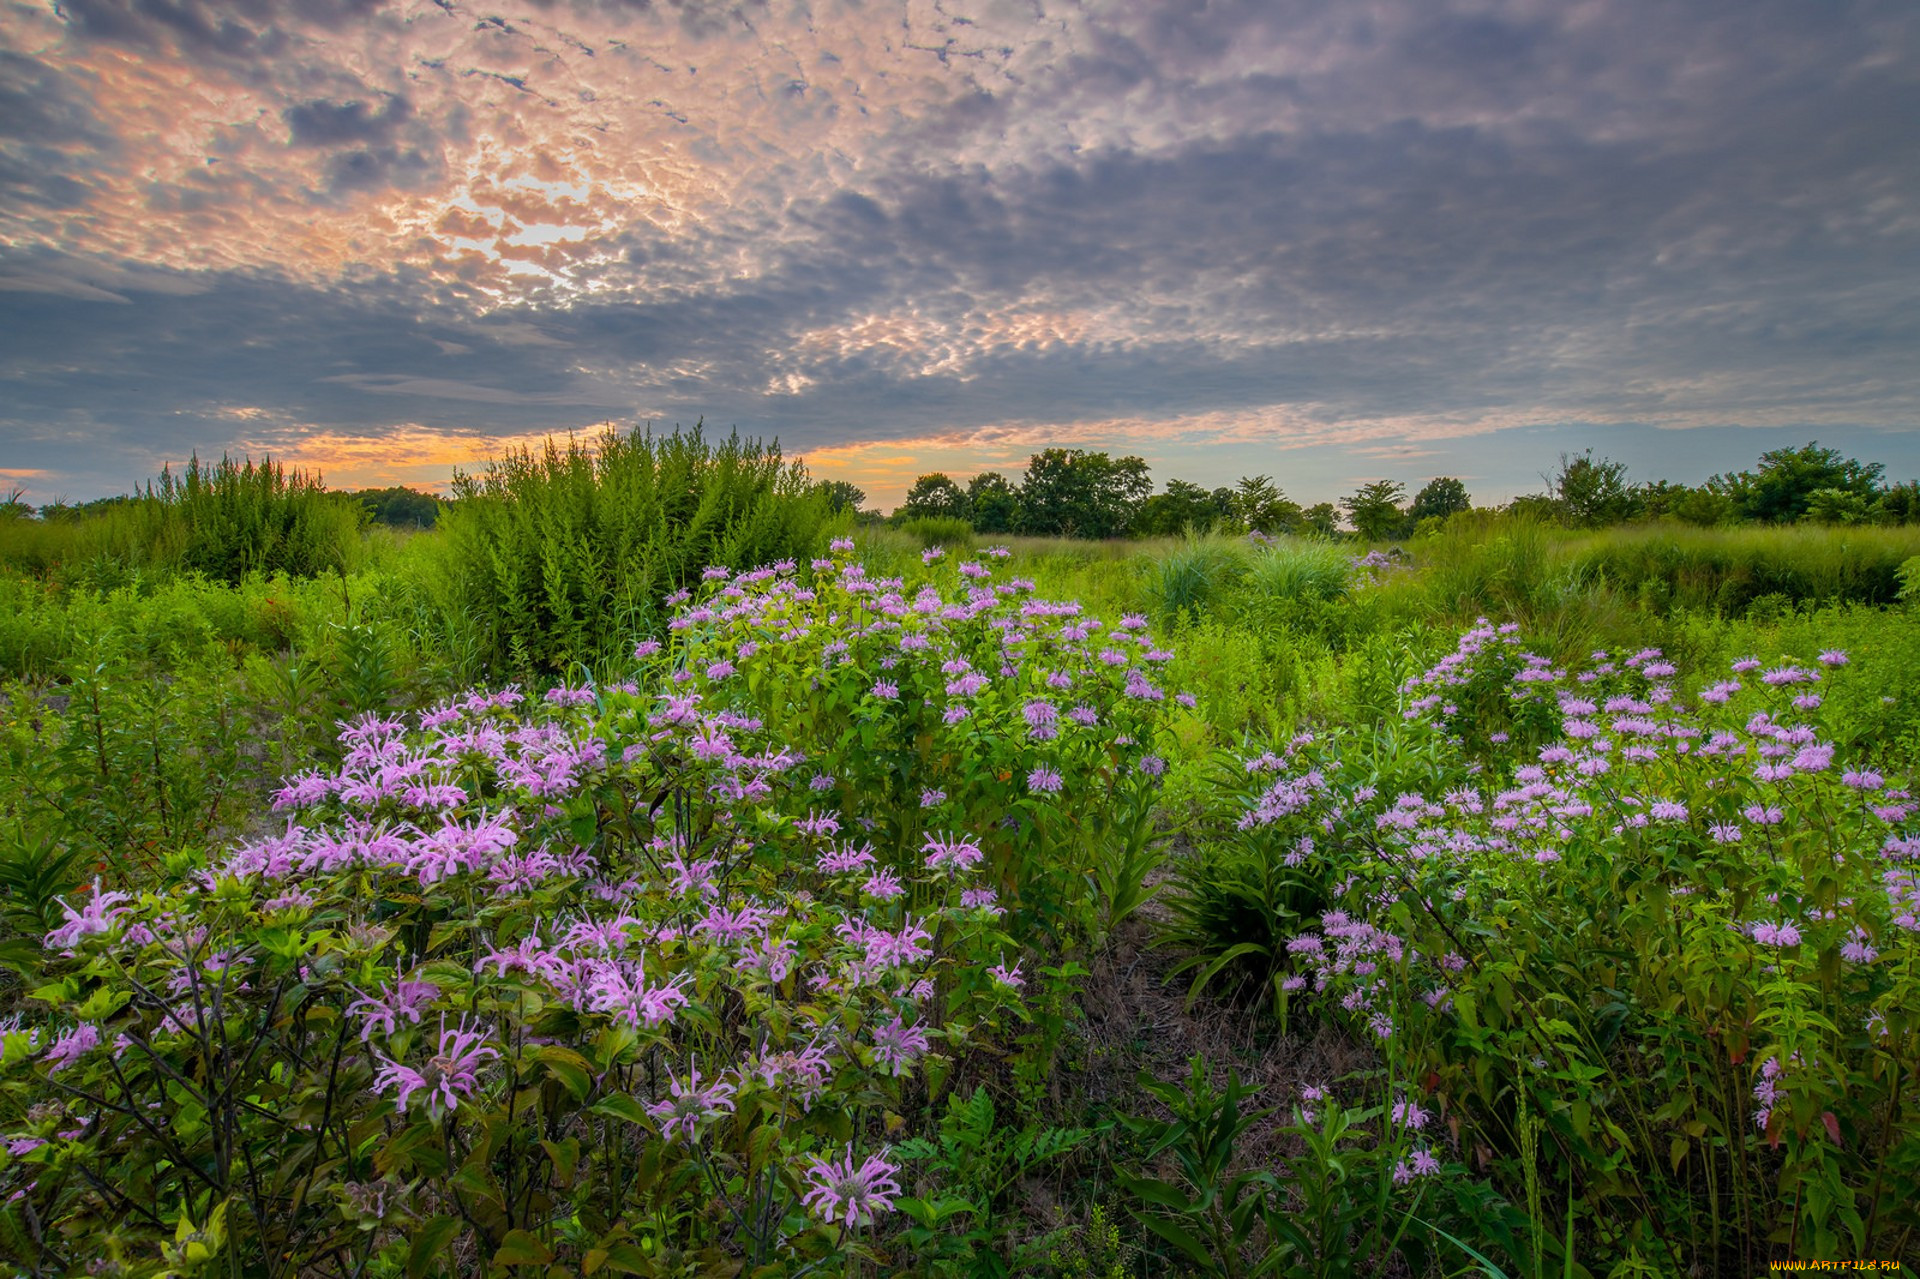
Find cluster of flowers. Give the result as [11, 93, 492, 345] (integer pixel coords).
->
[1240, 621, 1915, 1192]
[2, 541, 1184, 1271]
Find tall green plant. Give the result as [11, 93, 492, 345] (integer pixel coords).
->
[432, 425, 830, 673]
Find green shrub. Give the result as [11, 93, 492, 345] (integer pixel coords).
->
[429, 425, 830, 674]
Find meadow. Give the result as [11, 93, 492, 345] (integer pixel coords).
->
[1, 433, 1917, 1278]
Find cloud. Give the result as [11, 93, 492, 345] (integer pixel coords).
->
[0, 0, 1915, 503]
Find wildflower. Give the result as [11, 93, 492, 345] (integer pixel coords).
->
[1742, 805, 1784, 826]
[1027, 766, 1064, 794]
[1393, 1148, 1442, 1183]
[1818, 650, 1849, 667]
[862, 867, 905, 900]
[989, 959, 1025, 988]
[1842, 929, 1878, 964]
[43, 1024, 100, 1074]
[801, 1146, 903, 1227]
[922, 546, 945, 565]
[830, 537, 856, 552]
[923, 833, 985, 874]
[45, 888, 132, 950]
[648, 1066, 738, 1142]
[1392, 1099, 1430, 1130]
[871, 679, 899, 699]
[1708, 823, 1743, 845]
[373, 1015, 498, 1117]
[869, 1017, 930, 1076]
[347, 980, 441, 1040]
[960, 887, 1002, 914]
[920, 787, 947, 808]
[1749, 921, 1803, 947]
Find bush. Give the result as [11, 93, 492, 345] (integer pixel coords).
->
[1193, 621, 1920, 1267]
[429, 426, 830, 675]
[0, 544, 1188, 1276]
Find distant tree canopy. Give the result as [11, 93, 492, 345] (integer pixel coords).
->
[352, 486, 442, 528]
[1717, 443, 1885, 524]
[1409, 477, 1472, 525]
[966, 472, 1020, 534]
[1343, 479, 1408, 541]
[811, 479, 868, 515]
[877, 439, 1915, 542]
[899, 473, 971, 523]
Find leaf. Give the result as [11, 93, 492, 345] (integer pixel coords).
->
[1132, 1211, 1214, 1267]
[1821, 1111, 1843, 1147]
[541, 1137, 581, 1184]
[590, 1094, 650, 1125]
[538, 1045, 595, 1101]
[583, 1236, 652, 1267]
[1117, 1173, 1195, 1213]
[495, 1230, 555, 1267]
[407, 1216, 460, 1279]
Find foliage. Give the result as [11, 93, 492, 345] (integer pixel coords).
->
[0, 455, 365, 585]
[1342, 481, 1407, 542]
[1716, 443, 1885, 525]
[352, 487, 443, 529]
[0, 543, 1185, 1275]
[432, 425, 830, 675]
[1407, 478, 1472, 526]
[1194, 621, 1920, 1269]
[967, 473, 1021, 535]
[902, 474, 973, 523]
[1018, 450, 1153, 540]
[1550, 452, 1634, 528]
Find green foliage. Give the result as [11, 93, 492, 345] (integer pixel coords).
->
[1136, 480, 1231, 538]
[1716, 442, 1885, 525]
[900, 515, 977, 550]
[1018, 450, 1153, 539]
[1408, 477, 1472, 525]
[1550, 452, 1634, 528]
[1342, 481, 1407, 542]
[895, 1088, 1098, 1274]
[352, 485, 442, 528]
[0, 455, 365, 584]
[432, 425, 829, 674]
[902, 473, 973, 522]
[967, 472, 1021, 534]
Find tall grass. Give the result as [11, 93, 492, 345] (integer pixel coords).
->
[0, 456, 365, 585]
[1562, 521, 1920, 613]
[428, 426, 830, 674]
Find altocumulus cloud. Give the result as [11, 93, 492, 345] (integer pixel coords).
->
[0, 0, 1916, 501]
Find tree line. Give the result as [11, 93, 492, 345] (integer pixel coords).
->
[826, 441, 1920, 540]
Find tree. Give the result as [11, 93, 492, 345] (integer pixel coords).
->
[1231, 475, 1301, 534]
[1135, 479, 1228, 537]
[1550, 452, 1633, 527]
[1342, 480, 1407, 540]
[898, 473, 970, 522]
[1716, 442, 1883, 524]
[812, 479, 867, 515]
[1408, 477, 1471, 524]
[352, 486, 442, 528]
[965, 472, 1020, 534]
[1302, 502, 1338, 537]
[1016, 449, 1152, 539]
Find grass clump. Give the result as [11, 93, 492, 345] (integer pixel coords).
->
[428, 425, 828, 674]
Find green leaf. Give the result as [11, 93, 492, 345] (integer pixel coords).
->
[1132, 1211, 1214, 1267]
[590, 1094, 650, 1124]
[407, 1216, 460, 1279]
[537, 1045, 595, 1100]
[494, 1230, 554, 1267]
[1117, 1173, 1195, 1214]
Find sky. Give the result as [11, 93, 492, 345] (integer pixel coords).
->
[1, 0, 1917, 510]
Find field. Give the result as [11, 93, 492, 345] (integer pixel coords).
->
[2, 438, 1917, 1278]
